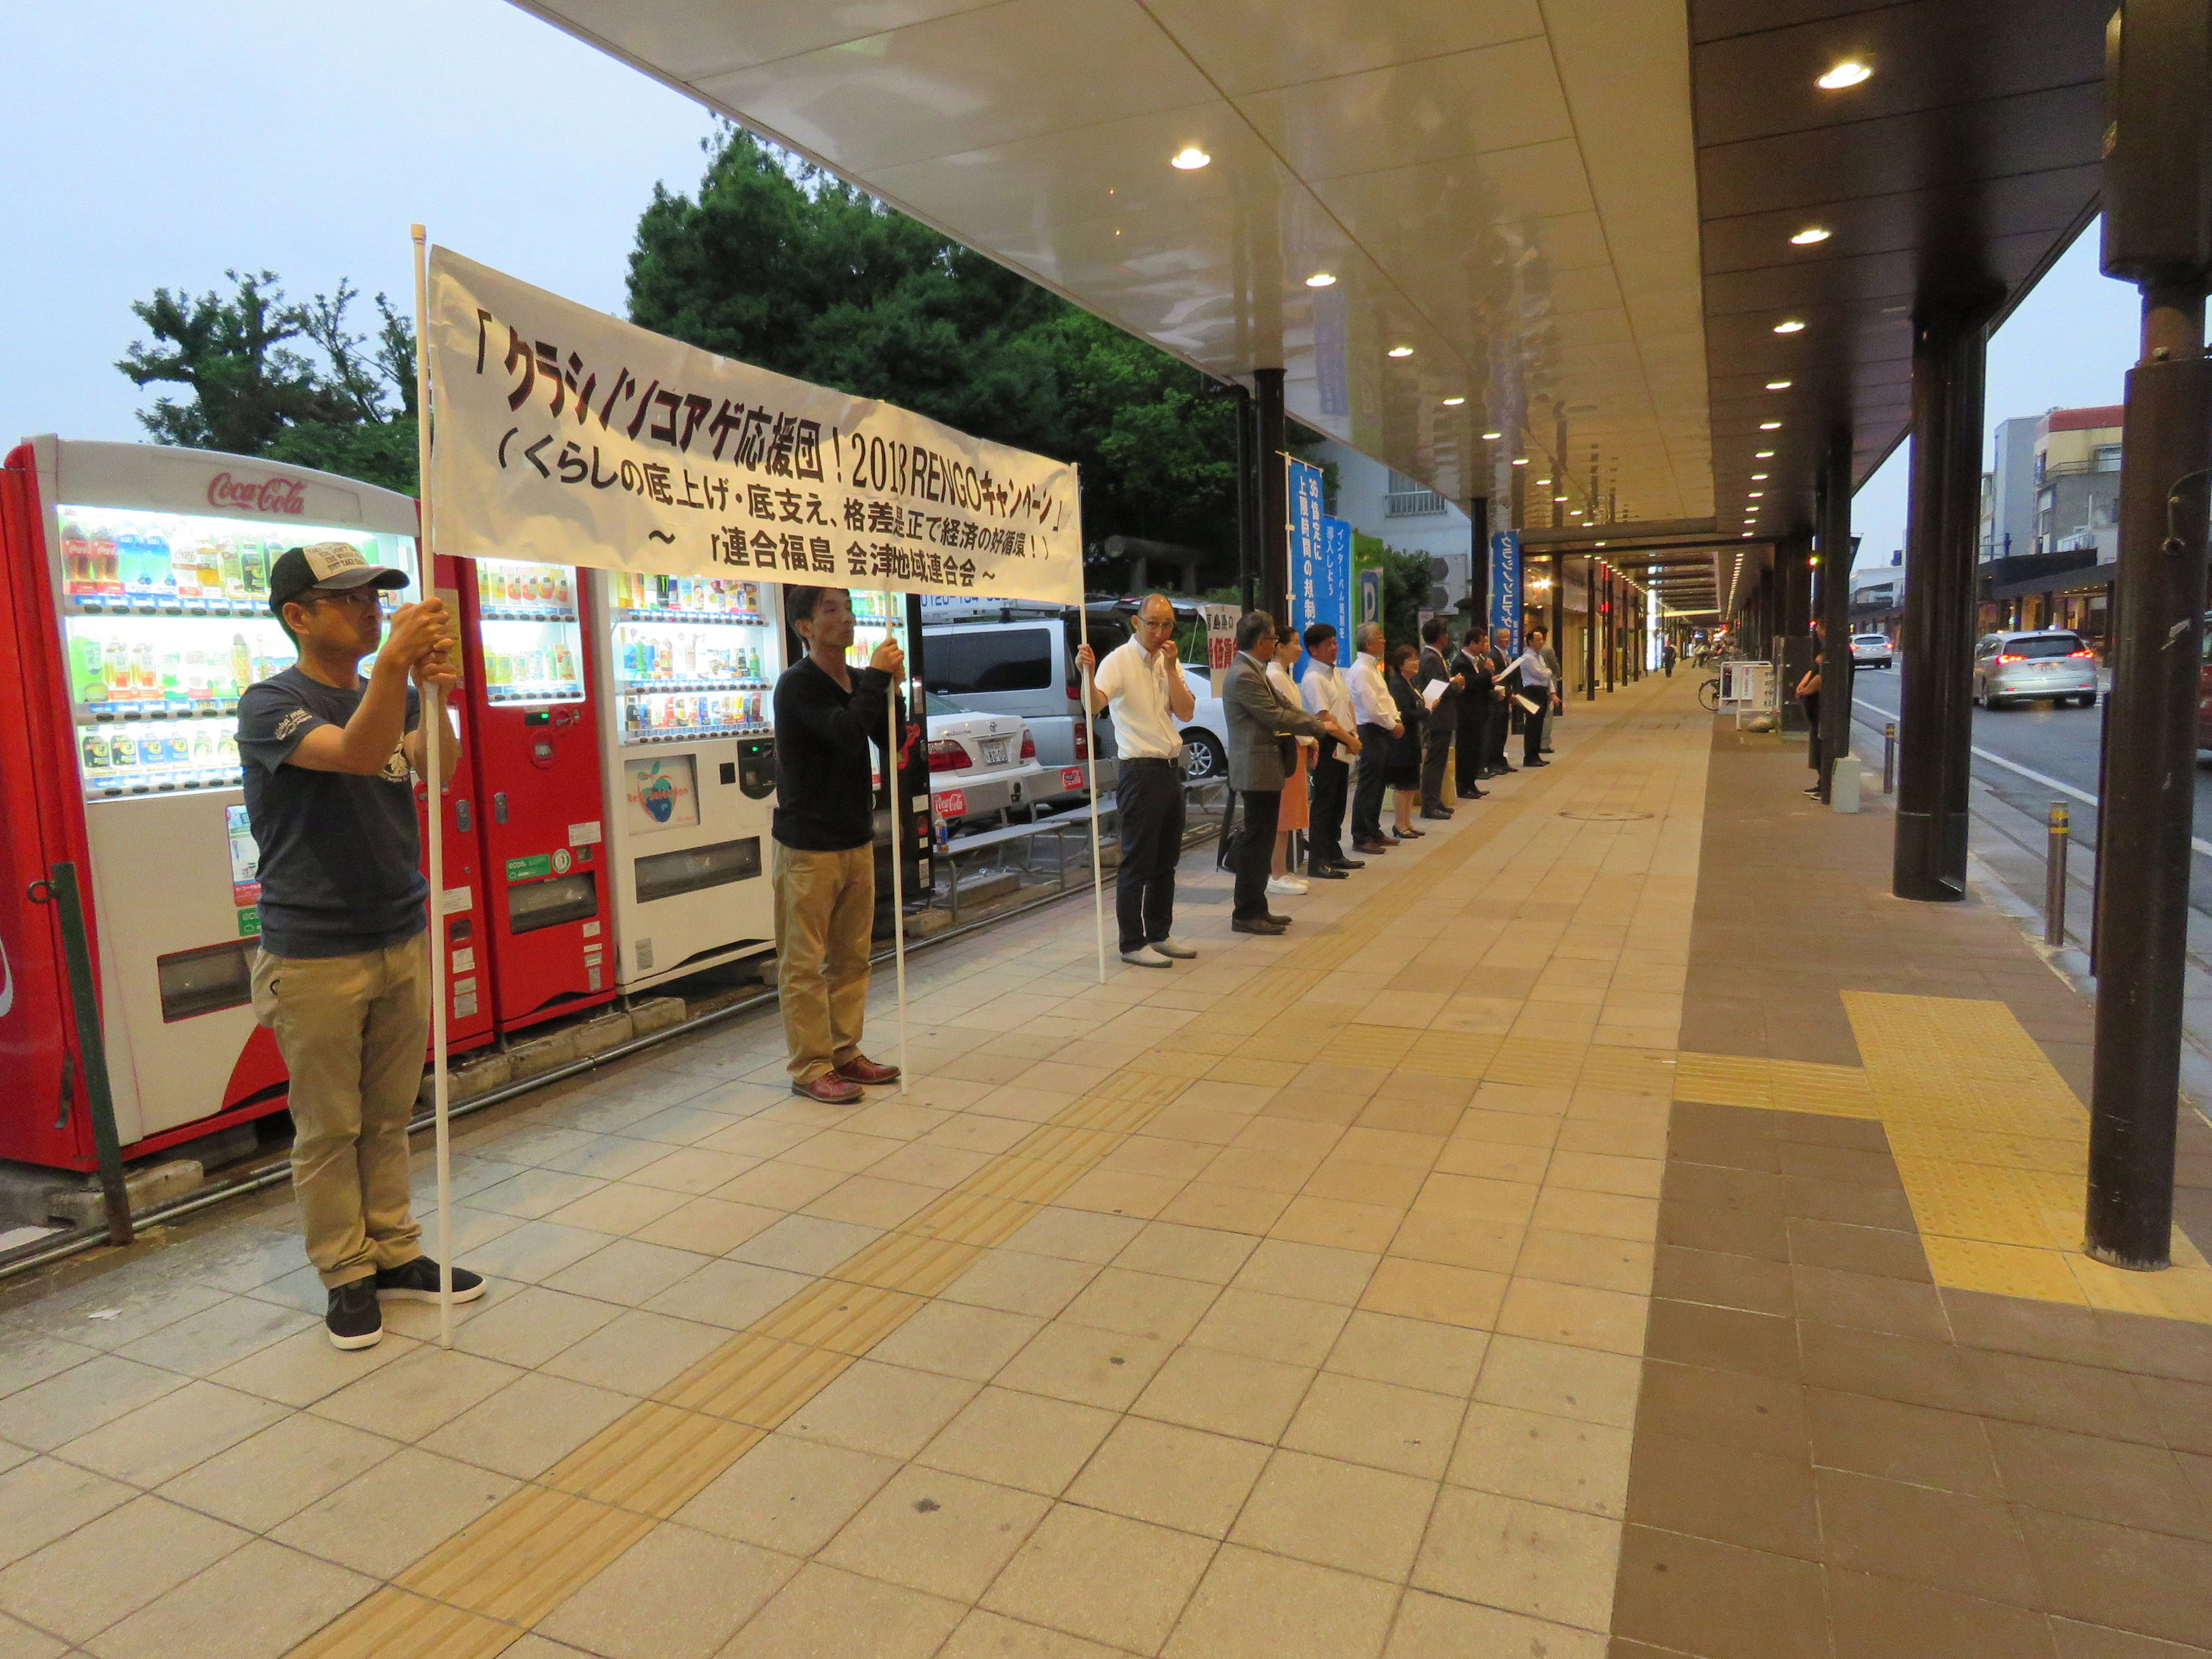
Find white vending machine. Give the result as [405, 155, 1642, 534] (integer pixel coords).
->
[587, 570, 785, 992]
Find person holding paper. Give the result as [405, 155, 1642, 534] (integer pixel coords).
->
[1223, 611, 1342, 934]
[1503, 626, 1563, 768]
[1386, 643, 1429, 840]
[1346, 622, 1400, 856]
[238, 543, 479, 1351]
[1449, 625, 1494, 799]
[1298, 622, 1363, 878]
[1416, 618, 1464, 820]
[772, 587, 905, 1103]
[1074, 594, 1198, 968]
[1484, 626, 1519, 776]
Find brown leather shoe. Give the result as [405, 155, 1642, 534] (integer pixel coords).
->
[833, 1054, 901, 1086]
[792, 1072, 864, 1104]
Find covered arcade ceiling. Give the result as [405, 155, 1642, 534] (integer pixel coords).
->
[511, 0, 2109, 573]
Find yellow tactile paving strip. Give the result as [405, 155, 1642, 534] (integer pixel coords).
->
[292, 696, 1663, 1658]
[1667, 994, 2212, 1325]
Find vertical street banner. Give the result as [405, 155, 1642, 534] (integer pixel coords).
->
[1490, 529, 1522, 646]
[1286, 457, 1324, 630]
[425, 246, 1082, 603]
[1292, 513, 1352, 683]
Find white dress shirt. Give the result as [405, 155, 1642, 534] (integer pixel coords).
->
[1267, 661, 1318, 748]
[1093, 637, 1185, 760]
[1347, 649, 1396, 729]
[1509, 648, 1556, 690]
[1302, 658, 1355, 735]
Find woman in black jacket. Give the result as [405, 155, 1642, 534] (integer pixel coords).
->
[1386, 642, 1427, 840]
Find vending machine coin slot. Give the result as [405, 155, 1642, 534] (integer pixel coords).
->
[719, 762, 737, 786]
[738, 738, 775, 799]
[524, 709, 550, 727]
[493, 792, 509, 825]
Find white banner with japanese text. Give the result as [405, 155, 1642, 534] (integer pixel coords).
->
[425, 247, 1082, 603]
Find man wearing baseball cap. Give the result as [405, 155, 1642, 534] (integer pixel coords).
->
[237, 542, 482, 1348]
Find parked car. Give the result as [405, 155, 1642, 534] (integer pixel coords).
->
[919, 600, 1126, 806]
[924, 698, 1045, 831]
[1849, 632, 1893, 669]
[1972, 629, 2100, 709]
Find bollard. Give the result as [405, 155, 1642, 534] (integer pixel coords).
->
[29, 862, 133, 1246]
[2045, 803, 2069, 949]
[1883, 722, 1896, 794]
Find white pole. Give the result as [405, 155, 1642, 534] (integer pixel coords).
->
[884, 606, 909, 1095]
[1080, 605, 1106, 982]
[411, 225, 453, 1349]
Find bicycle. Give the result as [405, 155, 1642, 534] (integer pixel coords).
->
[1697, 675, 1721, 712]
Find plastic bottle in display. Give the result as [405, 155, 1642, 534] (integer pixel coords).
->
[169, 535, 198, 598]
[195, 537, 223, 598]
[81, 731, 111, 783]
[61, 517, 90, 592]
[239, 537, 266, 596]
[111, 727, 137, 771]
[231, 635, 254, 693]
[220, 537, 242, 597]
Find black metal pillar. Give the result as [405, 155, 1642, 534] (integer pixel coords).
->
[1584, 557, 1597, 701]
[2085, 0, 2212, 1271]
[1254, 369, 1287, 624]
[1892, 308, 1990, 902]
[1551, 552, 1565, 668]
[1234, 386, 1257, 614]
[1603, 565, 1615, 692]
[1468, 497, 1490, 636]
[1817, 426, 1856, 802]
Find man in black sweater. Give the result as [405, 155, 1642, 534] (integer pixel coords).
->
[774, 587, 906, 1104]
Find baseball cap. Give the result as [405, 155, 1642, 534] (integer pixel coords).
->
[268, 542, 409, 614]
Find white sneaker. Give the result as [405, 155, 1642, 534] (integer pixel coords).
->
[1153, 937, 1198, 959]
[1119, 945, 1173, 968]
[1267, 875, 1309, 897]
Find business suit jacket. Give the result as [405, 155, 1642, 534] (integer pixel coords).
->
[1448, 644, 1493, 730]
[1224, 653, 1329, 792]
[1416, 645, 1461, 724]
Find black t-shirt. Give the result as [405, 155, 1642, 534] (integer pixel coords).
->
[237, 667, 426, 959]
[771, 657, 895, 852]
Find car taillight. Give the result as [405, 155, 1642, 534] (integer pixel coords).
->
[2069, 649, 2095, 658]
[1072, 724, 1089, 762]
[927, 738, 965, 773]
[1020, 731, 1037, 761]
[1996, 653, 2022, 664]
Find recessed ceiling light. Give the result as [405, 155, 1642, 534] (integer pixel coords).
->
[1752, 473, 1769, 481]
[1766, 379, 1793, 391]
[1442, 396, 1465, 406]
[1743, 531, 1755, 538]
[1512, 457, 1529, 466]
[1537, 478, 1552, 486]
[1755, 450, 1775, 459]
[1481, 430, 1503, 441]
[1171, 146, 1211, 170]
[1774, 319, 1806, 334]
[1554, 496, 1568, 504]
[1386, 345, 1413, 358]
[1304, 272, 1335, 288]
[1760, 421, 1782, 431]
[1748, 491, 1763, 499]
[1817, 59, 1873, 90]
[1791, 227, 1832, 247]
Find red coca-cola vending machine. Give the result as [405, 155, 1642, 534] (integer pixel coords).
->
[0, 437, 489, 1173]
[455, 556, 614, 1034]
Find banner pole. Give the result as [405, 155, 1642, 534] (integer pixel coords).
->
[886, 621, 910, 1095]
[412, 225, 452, 1350]
[1080, 605, 1106, 982]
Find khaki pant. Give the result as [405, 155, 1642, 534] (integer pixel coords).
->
[252, 935, 428, 1288]
[774, 841, 875, 1085]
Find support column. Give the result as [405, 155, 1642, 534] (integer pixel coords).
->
[1468, 497, 1490, 638]
[1234, 386, 1258, 614]
[1584, 557, 1598, 701]
[1603, 565, 1616, 692]
[1254, 369, 1288, 624]
[1551, 552, 1565, 669]
[1892, 309, 1991, 902]
[1818, 426, 1856, 803]
[2086, 0, 2212, 1270]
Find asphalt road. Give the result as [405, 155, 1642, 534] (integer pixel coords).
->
[1847, 657, 2212, 914]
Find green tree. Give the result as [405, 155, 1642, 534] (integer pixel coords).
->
[626, 125, 1239, 578]
[1355, 533, 1437, 649]
[117, 272, 418, 492]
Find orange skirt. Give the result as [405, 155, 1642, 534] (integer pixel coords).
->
[1277, 743, 1311, 832]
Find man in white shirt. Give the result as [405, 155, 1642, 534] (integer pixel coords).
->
[1075, 596, 1197, 967]
[1504, 626, 1563, 768]
[1346, 622, 1401, 855]
[1298, 623, 1364, 877]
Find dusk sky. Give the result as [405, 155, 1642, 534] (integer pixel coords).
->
[2, 0, 2154, 583]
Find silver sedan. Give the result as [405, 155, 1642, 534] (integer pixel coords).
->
[1972, 631, 2100, 709]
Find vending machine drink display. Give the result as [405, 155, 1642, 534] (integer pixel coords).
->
[590, 570, 785, 993]
[0, 438, 437, 1170]
[457, 557, 613, 1035]
[844, 590, 932, 919]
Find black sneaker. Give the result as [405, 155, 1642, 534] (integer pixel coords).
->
[326, 1280, 383, 1351]
[373, 1257, 486, 1304]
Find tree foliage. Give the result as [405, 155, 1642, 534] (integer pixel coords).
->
[627, 126, 1239, 578]
[116, 271, 418, 491]
[1355, 533, 1440, 649]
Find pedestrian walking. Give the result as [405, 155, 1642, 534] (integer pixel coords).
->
[238, 542, 482, 1351]
[1386, 644, 1428, 839]
[1346, 622, 1400, 855]
[1298, 622, 1364, 878]
[772, 587, 905, 1104]
[1662, 640, 1677, 678]
[1224, 612, 1341, 934]
[1267, 631, 1319, 896]
[1416, 618, 1463, 819]
[1075, 595, 1198, 968]
[1503, 626, 1563, 767]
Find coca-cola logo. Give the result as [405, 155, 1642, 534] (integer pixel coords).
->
[206, 472, 307, 515]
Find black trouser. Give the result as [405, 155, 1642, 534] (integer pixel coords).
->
[1114, 758, 1185, 953]
[1523, 701, 1549, 762]
[1484, 696, 1511, 770]
[1309, 741, 1350, 867]
[1233, 788, 1282, 920]
[1352, 723, 1392, 843]
[1455, 717, 1486, 792]
[1804, 692, 1823, 776]
[1420, 718, 1453, 813]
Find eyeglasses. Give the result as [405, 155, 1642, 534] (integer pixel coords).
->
[303, 587, 388, 610]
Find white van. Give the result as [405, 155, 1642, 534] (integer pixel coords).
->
[920, 600, 1127, 807]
